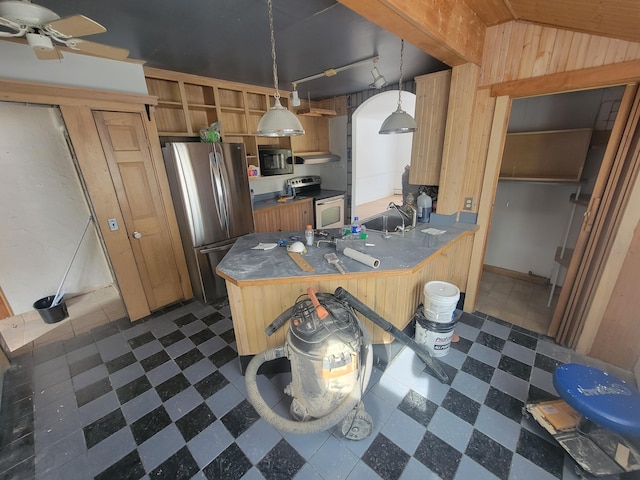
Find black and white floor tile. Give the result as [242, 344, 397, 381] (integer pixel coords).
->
[0, 299, 635, 480]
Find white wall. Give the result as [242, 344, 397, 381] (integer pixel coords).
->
[0, 41, 147, 94]
[352, 91, 415, 216]
[0, 104, 113, 314]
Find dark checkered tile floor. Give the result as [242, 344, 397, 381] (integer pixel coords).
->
[0, 300, 634, 480]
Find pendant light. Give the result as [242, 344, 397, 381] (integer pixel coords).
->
[256, 0, 304, 137]
[379, 39, 417, 135]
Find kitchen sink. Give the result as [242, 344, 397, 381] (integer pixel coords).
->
[361, 211, 407, 232]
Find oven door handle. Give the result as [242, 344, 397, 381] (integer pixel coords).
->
[315, 196, 345, 206]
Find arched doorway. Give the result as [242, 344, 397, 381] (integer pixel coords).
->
[351, 90, 416, 220]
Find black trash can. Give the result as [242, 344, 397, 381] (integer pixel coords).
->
[33, 295, 69, 324]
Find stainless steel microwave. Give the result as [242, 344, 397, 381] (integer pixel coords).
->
[258, 147, 293, 176]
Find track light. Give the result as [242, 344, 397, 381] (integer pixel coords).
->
[370, 66, 387, 89]
[291, 85, 301, 107]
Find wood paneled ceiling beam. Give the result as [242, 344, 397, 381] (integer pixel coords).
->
[338, 0, 486, 66]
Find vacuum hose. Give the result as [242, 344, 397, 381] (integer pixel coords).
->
[245, 344, 371, 434]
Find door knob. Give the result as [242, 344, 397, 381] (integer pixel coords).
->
[132, 231, 142, 239]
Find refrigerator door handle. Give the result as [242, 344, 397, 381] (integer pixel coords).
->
[216, 144, 232, 231]
[209, 146, 230, 236]
[199, 244, 233, 254]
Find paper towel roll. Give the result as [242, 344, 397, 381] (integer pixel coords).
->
[343, 247, 380, 269]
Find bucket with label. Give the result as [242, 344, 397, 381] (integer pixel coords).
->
[414, 305, 461, 357]
[423, 281, 460, 323]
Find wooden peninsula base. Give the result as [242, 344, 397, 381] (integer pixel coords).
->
[216, 225, 476, 359]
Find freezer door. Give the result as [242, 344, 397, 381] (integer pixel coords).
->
[194, 239, 236, 303]
[164, 142, 254, 247]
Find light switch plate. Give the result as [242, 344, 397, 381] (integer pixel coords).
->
[107, 218, 119, 231]
[464, 197, 473, 211]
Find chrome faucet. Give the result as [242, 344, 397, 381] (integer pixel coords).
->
[388, 202, 417, 232]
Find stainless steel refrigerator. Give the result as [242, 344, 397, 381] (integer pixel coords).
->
[162, 142, 254, 303]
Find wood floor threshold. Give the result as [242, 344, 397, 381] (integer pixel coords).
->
[483, 264, 550, 286]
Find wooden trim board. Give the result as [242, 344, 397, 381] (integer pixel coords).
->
[483, 264, 550, 285]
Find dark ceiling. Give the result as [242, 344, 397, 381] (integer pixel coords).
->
[33, 0, 449, 99]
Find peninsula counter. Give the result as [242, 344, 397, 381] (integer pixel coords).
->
[216, 223, 477, 357]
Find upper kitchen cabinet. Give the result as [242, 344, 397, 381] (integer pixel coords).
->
[409, 70, 451, 186]
[144, 67, 292, 165]
[499, 128, 593, 182]
[144, 68, 218, 136]
[290, 98, 343, 156]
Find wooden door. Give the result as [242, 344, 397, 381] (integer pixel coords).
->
[550, 85, 640, 348]
[93, 111, 186, 310]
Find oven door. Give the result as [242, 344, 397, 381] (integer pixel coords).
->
[315, 195, 345, 229]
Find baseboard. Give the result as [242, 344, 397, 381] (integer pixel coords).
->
[483, 264, 550, 286]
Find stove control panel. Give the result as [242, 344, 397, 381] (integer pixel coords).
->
[287, 175, 322, 189]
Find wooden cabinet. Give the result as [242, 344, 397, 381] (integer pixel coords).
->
[253, 198, 314, 233]
[144, 67, 292, 168]
[144, 71, 218, 137]
[500, 129, 592, 182]
[290, 99, 334, 155]
[409, 70, 451, 186]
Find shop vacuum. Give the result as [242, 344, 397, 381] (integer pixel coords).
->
[245, 288, 374, 440]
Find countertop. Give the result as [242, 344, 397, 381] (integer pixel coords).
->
[216, 222, 477, 284]
[252, 195, 312, 212]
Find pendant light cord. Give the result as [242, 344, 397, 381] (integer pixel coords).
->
[267, 0, 281, 101]
[397, 39, 404, 109]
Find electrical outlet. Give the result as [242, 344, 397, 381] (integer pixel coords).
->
[464, 197, 473, 211]
[107, 218, 119, 231]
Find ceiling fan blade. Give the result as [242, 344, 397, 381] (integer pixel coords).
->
[45, 15, 106, 38]
[66, 38, 129, 60]
[34, 46, 62, 60]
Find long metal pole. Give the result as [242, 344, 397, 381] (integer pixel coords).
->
[52, 215, 93, 306]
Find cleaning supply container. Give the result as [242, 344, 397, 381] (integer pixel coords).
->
[33, 295, 68, 324]
[414, 304, 461, 357]
[423, 281, 460, 322]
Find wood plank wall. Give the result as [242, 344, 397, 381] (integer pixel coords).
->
[472, 20, 640, 369]
[479, 21, 640, 88]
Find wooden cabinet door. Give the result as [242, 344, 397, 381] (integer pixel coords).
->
[279, 200, 313, 232]
[93, 111, 187, 310]
[253, 199, 314, 233]
[410, 70, 451, 186]
[254, 207, 281, 233]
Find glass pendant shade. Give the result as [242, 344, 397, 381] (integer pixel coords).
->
[256, 0, 305, 137]
[379, 106, 417, 134]
[257, 97, 305, 137]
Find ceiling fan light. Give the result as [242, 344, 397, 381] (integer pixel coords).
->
[26, 32, 54, 50]
[257, 97, 305, 137]
[379, 106, 417, 134]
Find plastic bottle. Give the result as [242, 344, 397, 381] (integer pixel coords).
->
[351, 216, 361, 234]
[406, 192, 415, 207]
[305, 225, 314, 246]
[417, 192, 432, 223]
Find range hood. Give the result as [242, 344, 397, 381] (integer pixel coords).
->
[294, 153, 341, 164]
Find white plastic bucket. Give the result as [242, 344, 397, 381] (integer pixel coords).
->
[415, 315, 457, 357]
[423, 281, 460, 323]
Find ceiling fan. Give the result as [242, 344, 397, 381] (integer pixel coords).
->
[0, 0, 128, 60]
